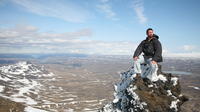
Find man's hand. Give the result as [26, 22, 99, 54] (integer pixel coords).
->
[151, 60, 157, 64]
[133, 56, 139, 61]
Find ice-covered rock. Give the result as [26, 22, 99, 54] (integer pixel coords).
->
[99, 64, 188, 112]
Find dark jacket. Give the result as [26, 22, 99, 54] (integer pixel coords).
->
[133, 34, 163, 62]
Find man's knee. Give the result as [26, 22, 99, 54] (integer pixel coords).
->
[150, 63, 158, 69]
[133, 59, 142, 65]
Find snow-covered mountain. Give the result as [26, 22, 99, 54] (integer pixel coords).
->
[0, 61, 54, 112]
[99, 64, 188, 112]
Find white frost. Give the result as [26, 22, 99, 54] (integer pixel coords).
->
[157, 74, 167, 82]
[167, 90, 172, 96]
[171, 77, 178, 86]
[170, 99, 180, 111]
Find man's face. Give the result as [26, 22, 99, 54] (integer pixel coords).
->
[147, 30, 154, 37]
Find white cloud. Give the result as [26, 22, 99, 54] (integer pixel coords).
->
[162, 47, 200, 58]
[11, 0, 91, 23]
[163, 52, 200, 58]
[97, 0, 119, 20]
[132, 0, 147, 24]
[0, 24, 92, 40]
[0, 24, 136, 55]
[182, 45, 196, 51]
[0, 24, 38, 38]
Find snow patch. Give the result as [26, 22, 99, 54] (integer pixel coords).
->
[188, 86, 200, 90]
[24, 106, 48, 112]
[64, 108, 74, 112]
[0, 85, 5, 92]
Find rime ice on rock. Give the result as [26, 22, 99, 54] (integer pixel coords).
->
[99, 64, 188, 112]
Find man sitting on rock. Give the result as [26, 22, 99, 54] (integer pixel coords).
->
[133, 28, 163, 82]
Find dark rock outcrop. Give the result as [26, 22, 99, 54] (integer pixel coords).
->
[99, 64, 188, 112]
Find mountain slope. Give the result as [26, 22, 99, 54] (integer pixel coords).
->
[0, 61, 54, 112]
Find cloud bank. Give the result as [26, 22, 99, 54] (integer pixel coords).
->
[0, 24, 136, 55]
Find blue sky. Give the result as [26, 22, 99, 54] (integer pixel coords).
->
[0, 0, 200, 57]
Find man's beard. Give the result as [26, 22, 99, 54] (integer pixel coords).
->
[148, 35, 153, 38]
